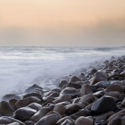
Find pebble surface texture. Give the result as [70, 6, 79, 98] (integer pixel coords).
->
[1, 55, 125, 125]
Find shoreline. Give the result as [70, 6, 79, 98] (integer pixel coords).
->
[0, 55, 125, 125]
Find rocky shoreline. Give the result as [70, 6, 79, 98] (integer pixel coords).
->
[1, 55, 125, 125]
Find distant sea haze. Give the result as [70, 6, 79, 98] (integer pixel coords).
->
[0, 46, 125, 98]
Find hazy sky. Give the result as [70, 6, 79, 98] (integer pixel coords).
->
[0, 0, 125, 46]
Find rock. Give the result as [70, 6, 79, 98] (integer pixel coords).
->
[66, 104, 82, 115]
[105, 91, 120, 98]
[56, 116, 74, 125]
[56, 101, 71, 106]
[94, 81, 109, 89]
[61, 119, 74, 125]
[90, 71, 107, 85]
[8, 122, 20, 125]
[75, 116, 93, 125]
[69, 76, 81, 82]
[120, 98, 125, 107]
[91, 96, 117, 115]
[93, 90, 105, 98]
[80, 84, 93, 96]
[9, 99, 18, 111]
[23, 92, 43, 101]
[79, 94, 94, 104]
[35, 114, 60, 125]
[60, 87, 78, 98]
[106, 84, 124, 93]
[51, 88, 61, 93]
[53, 104, 66, 115]
[30, 107, 51, 122]
[58, 80, 68, 89]
[0, 101, 13, 116]
[25, 120, 35, 125]
[54, 95, 71, 103]
[14, 107, 37, 122]
[70, 109, 86, 120]
[45, 92, 59, 100]
[2, 94, 20, 101]
[25, 84, 43, 93]
[66, 82, 81, 89]
[15, 96, 41, 108]
[28, 103, 42, 111]
[0, 116, 24, 125]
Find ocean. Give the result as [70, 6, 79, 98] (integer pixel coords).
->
[0, 46, 125, 98]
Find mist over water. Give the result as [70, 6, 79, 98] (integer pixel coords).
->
[0, 46, 125, 98]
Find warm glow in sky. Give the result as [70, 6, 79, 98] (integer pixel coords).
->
[0, 0, 125, 46]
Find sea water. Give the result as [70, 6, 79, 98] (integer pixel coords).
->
[0, 46, 125, 98]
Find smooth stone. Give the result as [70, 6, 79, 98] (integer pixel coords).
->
[58, 80, 68, 89]
[0, 116, 24, 125]
[60, 87, 79, 98]
[61, 119, 74, 125]
[54, 95, 71, 103]
[23, 92, 43, 101]
[53, 104, 66, 115]
[30, 107, 51, 122]
[70, 109, 86, 120]
[80, 84, 93, 96]
[75, 116, 93, 125]
[79, 94, 94, 104]
[91, 96, 117, 115]
[24, 120, 35, 125]
[9, 99, 18, 111]
[25, 84, 43, 93]
[66, 104, 82, 115]
[93, 90, 105, 98]
[51, 88, 61, 93]
[105, 91, 120, 98]
[8, 122, 20, 125]
[56, 116, 74, 125]
[94, 81, 109, 89]
[90, 71, 107, 85]
[34, 114, 60, 125]
[0, 101, 13, 116]
[2, 94, 20, 101]
[106, 84, 124, 93]
[14, 107, 37, 122]
[56, 101, 71, 106]
[66, 82, 81, 89]
[15, 96, 41, 108]
[120, 98, 125, 107]
[28, 103, 42, 111]
[69, 76, 81, 82]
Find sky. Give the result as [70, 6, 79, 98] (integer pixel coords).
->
[0, 0, 125, 46]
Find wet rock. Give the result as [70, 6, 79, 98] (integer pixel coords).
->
[60, 87, 79, 98]
[80, 84, 93, 96]
[8, 122, 20, 125]
[61, 119, 74, 125]
[105, 91, 120, 98]
[25, 120, 35, 125]
[58, 80, 68, 89]
[53, 104, 66, 115]
[69, 76, 81, 82]
[66, 82, 81, 89]
[106, 84, 124, 93]
[30, 107, 51, 122]
[70, 109, 86, 120]
[28, 103, 42, 111]
[0, 116, 24, 125]
[56, 116, 74, 125]
[91, 96, 117, 115]
[15, 96, 41, 108]
[90, 71, 107, 85]
[93, 90, 105, 98]
[56, 101, 71, 106]
[25, 84, 43, 93]
[79, 94, 94, 104]
[23, 92, 43, 101]
[0, 101, 13, 116]
[9, 99, 18, 111]
[35, 114, 60, 125]
[94, 81, 109, 89]
[14, 107, 36, 122]
[2, 94, 20, 101]
[75, 116, 93, 125]
[54, 95, 71, 103]
[66, 104, 82, 115]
